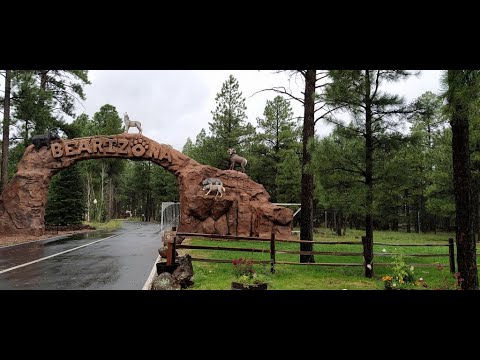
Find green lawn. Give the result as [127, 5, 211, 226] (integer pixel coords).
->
[180, 228, 463, 290]
[85, 219, 124, 231]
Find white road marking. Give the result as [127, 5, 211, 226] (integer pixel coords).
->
[0, 234, 120, 275]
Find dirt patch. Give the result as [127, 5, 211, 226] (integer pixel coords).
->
[0, 228, 96, 248]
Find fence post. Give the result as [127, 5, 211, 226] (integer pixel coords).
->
[362, 236, 373, 278]
[448, 238, 455, 273]
[166, 239, 176, 266]
[270, 231, 276, 274]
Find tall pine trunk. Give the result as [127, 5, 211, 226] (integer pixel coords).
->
[86, 174, 91, 222]
[101, 162, 106, 222]
[417, 196, 423, 233]
[364, 70, 374, 278]
[405, 189, 411, 233]
[472, 181, 479, 242]
[107, 178, 113, 221]
[449, 70, 478, 290]
[336, 210, 343, 236]
[1, 70, 11, 192]
[300, 70, 316, 263]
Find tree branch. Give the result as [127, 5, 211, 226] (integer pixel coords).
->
[326, 164, 366, 183]
[314, 105, 344, 123]
[249, 87, 305, 104]
[315, 74, 329, 86]
[324, 116, 366, 136]
[372, 107, 415, 116]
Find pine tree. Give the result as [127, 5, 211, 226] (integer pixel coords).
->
[254, 96, 300, 201]
[256, 70, 336, 263]
[13, 70, 90, 143]
[445, 70, 479, 290]
[325, 70, 413, 277]
[276, 149, 301, 203]
[1, 70, 12, 191]
[91, 104, 124, 221]
[311, 129, 365, 235]
[425, 128, 454, 224]
[45, 164, 86, 225]
[208, 75, 255, 169]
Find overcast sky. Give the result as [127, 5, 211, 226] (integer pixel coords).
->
[72, 70, 443, 151]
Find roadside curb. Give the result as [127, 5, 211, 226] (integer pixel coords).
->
[143, 255, 160, 290]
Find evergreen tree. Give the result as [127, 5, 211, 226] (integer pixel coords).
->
[445, 70, 479, 290]
[208, 75, 255, 169]
[411, 91, 445, 149]
[276, 149, 302, 203]
[300, 70, 317, 263]
[91, 104, 124, 221]
[325, 70, 413, 277]
[13, 70, 90, 143]
[182, 137, 194, 155]
[425, 128, 455, 225]
[253, 96, 300, 201]
[45, 164, 86, 225]
[311, 129, 365, 235]
[1, 70, 12, 191]
[407, 91, 447, 232]
[182, 128, 218, 166]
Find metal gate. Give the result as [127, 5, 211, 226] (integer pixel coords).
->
[160, 202, 180, 231]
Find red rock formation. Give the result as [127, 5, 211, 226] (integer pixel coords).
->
[0, 133, 293, 239]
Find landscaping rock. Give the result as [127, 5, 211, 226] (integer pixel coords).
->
[151, 272, 181, 290]
[158, 246, 178, 258]
[172, 254, 194, 288]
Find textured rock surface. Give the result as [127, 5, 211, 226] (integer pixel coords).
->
[0, 133, 293, 238]
[151, 272, 181, 290]
[172, 254, 194, 288]
[158, 247, 178, 258]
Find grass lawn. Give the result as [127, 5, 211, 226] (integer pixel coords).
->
[179, 228, 463, 290]
[85, 219, 124, 231]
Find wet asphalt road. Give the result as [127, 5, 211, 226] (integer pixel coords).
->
[0, 221, 163, 290]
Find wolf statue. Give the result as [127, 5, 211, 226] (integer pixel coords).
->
[202, 183, 226, 198]
[202, 178, 223, 187]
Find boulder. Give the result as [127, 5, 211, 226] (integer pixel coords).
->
[172, 254, 194, 288]
[158, 246, 178, 258]
[151, 272, 181, 290]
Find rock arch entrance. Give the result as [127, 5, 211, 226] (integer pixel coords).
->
[0, 134, 293, 238]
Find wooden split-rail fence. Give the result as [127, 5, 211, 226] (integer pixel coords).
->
[162, 230, 459, 274]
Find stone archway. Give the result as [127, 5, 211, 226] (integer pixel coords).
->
[0, 133, 293, 238]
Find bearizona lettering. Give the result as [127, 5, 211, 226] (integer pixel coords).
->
[51, 136, 172, 162]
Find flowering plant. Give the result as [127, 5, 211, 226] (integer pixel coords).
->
[381, 248, 425, 289]
[381, 275, 394, 289]
[434, 270, 463, 290]
[232, 258, 269, 287]
[232, 258, 255, 278]
[391, 250, 416, 286]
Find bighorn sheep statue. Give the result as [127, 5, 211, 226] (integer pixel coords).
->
[228, 148, 247, 173]
[123, 112, 142, 134]
[203, 183, 226, 197]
